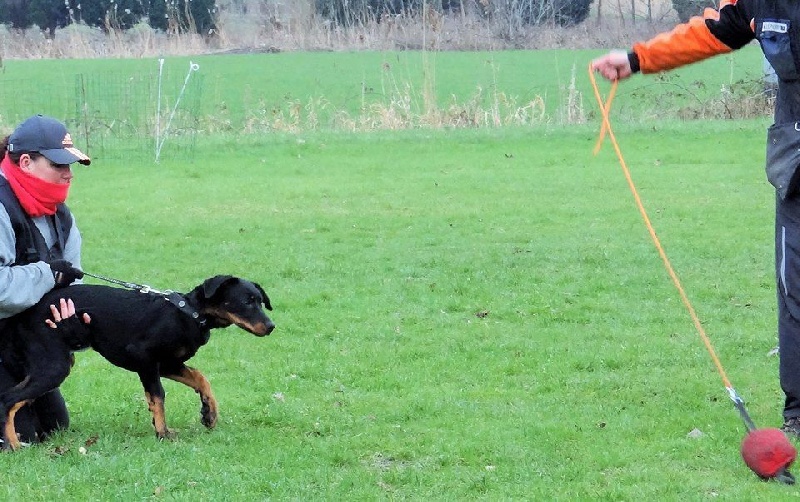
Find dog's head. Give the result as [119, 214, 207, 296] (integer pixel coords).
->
[196, 275, 275, 336]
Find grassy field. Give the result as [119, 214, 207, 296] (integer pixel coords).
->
[0, 44, 769, 149]
[0, 49, 795, 499]
[0, 120, 789, 499]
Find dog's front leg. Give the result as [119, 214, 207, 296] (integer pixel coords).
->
[138, 370, 174, 440]
[163, 364, 218, 429]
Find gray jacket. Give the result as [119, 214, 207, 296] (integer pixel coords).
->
[0, 201, 82, 320]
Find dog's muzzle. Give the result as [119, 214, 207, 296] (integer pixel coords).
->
[239, 319, 275, 337]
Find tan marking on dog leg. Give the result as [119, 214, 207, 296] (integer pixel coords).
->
[165, 368, 218, 429]
[4, 376, 31, 451]
[4, 401, 29, 451]
[144, 392, 170, 439]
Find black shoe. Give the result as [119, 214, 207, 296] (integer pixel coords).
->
[781, 417, 800, 438]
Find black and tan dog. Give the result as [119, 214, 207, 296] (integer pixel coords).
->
[0, 275, 274, 450]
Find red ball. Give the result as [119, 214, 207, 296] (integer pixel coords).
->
[741, 428, 797, 478]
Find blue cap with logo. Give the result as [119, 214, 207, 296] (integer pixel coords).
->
[8, 115, 91, 166]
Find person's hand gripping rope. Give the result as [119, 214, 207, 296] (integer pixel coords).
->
[590, 50, 633, 82]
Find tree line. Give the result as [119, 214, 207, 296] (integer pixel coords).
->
[0, 0, 217, 36]
[0, 0, 596, 39]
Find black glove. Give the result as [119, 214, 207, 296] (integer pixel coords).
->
[48, 259, 84, 288]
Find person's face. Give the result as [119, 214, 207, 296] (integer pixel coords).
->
[18, 153, 72, 185]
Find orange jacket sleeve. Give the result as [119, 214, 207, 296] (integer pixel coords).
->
[632, 0, 755, 73]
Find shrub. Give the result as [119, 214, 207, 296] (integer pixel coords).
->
[147, 0, 217, 35]
[313, 0, 425, 26]
[74, 0, 147, 30]
[671, 0, 717, 22]
[0, 0, 71, 36]
[2, 0, 217, 36]
[486, 0, 593, 27]
[314, 0, 592, 27]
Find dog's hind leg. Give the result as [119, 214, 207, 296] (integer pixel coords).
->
[138, 370, 174, 440]
[162, 364, 218, 429]
[0, 359, 72, 451]
[1, 400, 30, 451]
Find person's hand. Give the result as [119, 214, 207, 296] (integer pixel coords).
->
[45, 298, 91, 329]
[591, 50, 633, 82]
[47, 259, 84, 288]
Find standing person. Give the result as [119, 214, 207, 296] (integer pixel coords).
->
[591, 5, 800, 437]
[0, 114, 90, 444]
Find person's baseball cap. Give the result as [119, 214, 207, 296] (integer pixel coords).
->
[8, 115, 91, 166]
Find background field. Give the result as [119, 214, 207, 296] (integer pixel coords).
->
[0, 44, 769, 161]
[0, 49, 795, 499]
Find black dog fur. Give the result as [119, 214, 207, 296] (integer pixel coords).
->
[0, 275, 274, 450]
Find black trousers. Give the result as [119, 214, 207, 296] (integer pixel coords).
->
[776, 194, 800, 419]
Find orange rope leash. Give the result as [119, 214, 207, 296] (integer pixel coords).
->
[588, 64, 733, 391]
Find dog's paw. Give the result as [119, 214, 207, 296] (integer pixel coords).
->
[200, 396, 218, 429]
[1, 437, 20, 452]
[155, 428, 177, 441]
[200, 404, 217, 429]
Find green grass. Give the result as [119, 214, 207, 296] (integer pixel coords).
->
[0, 119, 794, 499]
[0, 45, 769, 145]
[0, 48, 793, 498]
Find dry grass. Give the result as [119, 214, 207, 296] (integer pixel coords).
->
[230, 84, 551, 133]
[0, 9, 681, 61]
[677, 82, 775, 120]
[561, 63, 586, 124]
[231, 48, 560, 133]
[0, 23, 210, 60]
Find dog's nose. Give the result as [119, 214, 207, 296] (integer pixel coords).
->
[264, 322, 275, 335]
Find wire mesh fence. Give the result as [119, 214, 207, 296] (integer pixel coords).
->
[0, 64, 203, 164]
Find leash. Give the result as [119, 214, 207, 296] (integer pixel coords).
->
[81, 271, 205, 326]
[587, 64, 756, 431]
[81, 271, 171, 295]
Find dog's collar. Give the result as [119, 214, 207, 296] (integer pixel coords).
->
[163, 292, 207, 328]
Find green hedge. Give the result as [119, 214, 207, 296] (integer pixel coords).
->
[0, 0, 216, 35]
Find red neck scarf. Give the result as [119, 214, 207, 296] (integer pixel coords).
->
[0, 154, 70, 217]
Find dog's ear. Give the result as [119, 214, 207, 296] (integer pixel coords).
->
[254, 282, 272, 311]
[202, 275, 236, 299]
